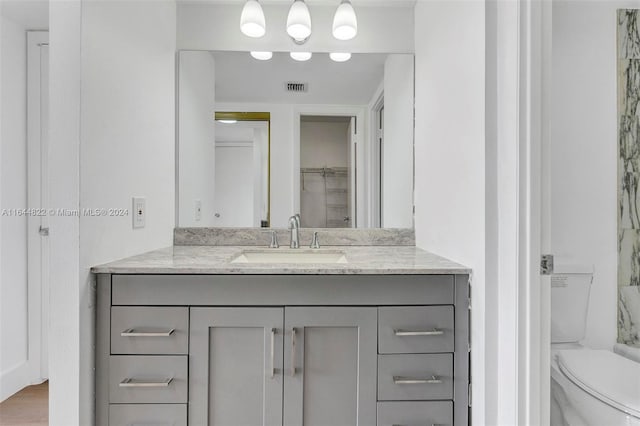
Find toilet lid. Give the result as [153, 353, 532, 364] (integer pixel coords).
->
[557, 349, 640, 418]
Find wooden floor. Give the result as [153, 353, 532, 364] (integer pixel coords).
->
[0, 382, 48, 426]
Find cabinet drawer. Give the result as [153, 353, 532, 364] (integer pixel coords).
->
[109, 356, 187, 403]
[111, 307, 188, 355]
[377, 401, 453, 426]
[109, 404, 187, 426]
[378, 306, 454, 354]
[378, 354, 453, 401]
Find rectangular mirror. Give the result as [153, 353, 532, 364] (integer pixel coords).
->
[177, 50, 414, 229]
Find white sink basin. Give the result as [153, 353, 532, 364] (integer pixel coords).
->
[230, 249, 348, 264]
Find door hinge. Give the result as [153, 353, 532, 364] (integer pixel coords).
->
[38, 226, 49, 236]
[541, 254, 554, 275]
[468, 383, 472, 407]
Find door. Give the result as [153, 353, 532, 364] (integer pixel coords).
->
[283, 307, 377, 426]
[189, 308, 284, 426]
[213, 143, 254, 226]
[26, 31, 49, 382]
[347, 116, 357, 228]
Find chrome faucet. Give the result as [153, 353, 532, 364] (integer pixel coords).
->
[288, 214, 301, 248]
[310, 231, 320, 249]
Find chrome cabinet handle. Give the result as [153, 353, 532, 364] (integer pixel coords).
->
[290, 328, 297, 377]
[119, 377, 173, 387]
[392, 424, 445, 426]
[120, 328, 175, 337]
[270, 328, 276, 378]
[393, 375, 442, 385]
[393, 329, 444, 337]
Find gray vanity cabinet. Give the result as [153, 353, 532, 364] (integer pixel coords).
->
[189, 307, 377, 426]
[95, 274, 470, 426]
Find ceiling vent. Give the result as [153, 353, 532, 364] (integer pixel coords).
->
[286, 82, 308, 93]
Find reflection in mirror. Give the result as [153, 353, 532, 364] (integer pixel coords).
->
[213, 113, 269, 227]
[300, 116, 355, 228]
[177, 50, 414, 229]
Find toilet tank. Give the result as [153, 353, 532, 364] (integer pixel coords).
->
[551, 264, 594, 343]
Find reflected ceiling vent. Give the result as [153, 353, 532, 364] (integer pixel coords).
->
[286, 82, 308, 93]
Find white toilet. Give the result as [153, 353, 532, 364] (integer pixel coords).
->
[550, 266, 640, 425]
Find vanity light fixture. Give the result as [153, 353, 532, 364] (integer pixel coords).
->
[329, 52, 351, 62]
[287, 0, 312, 44]
[290, 51, 312, 61]
[250, 51, 273, 60]
[217, 119, 237, 124]
[332, 0, 358, 41]
[240, 0, 266, 38]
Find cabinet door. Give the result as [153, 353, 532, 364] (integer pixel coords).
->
[189, 308, 284, 426]
[283, 307, 377, 426]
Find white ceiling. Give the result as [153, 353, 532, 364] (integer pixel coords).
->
[212, 51, 389, 105]
[0, 0, 48, 29]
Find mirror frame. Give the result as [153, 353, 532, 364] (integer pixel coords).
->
[214, 111, 271, 227]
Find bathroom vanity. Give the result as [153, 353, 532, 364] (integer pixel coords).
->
[92, 239, 471, 426]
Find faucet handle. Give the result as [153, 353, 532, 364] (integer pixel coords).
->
[263, 230, 279, 248]
[310, 231, 320, 249]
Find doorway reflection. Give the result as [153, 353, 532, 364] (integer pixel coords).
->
[299, 115, 355, 228]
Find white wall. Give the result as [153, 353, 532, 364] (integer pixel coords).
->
[550, 0, 639, 350]
[383, 54, 414, 228]
[178, 51, 216, 227]
[79, 0, 177, 269]
[300, 121, 349, 168]
[0, 14, 29, 402]
[0, 10, 3, 403]
[48, 1, 81, 424]
[177, 3, 414, 53]
[414, 1, 486, 424]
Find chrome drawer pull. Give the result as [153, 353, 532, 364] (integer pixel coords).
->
[119, 377, 173, 387]
[393, 375, 442, 385]
[121, 328, 175, 337]
[392, 424, 445, 426]
[393, 329, 444, 336]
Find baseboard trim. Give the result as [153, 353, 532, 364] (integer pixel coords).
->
[0, 361, 30, 402]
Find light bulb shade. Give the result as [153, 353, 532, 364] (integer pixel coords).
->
[240, 0, 266, 38]
[332, 0, 357, 40]
[250, 51, 273, 60]
[330, 52, 351, 62]
[290, 51, 312, 61]
[287, 0, 312, 40]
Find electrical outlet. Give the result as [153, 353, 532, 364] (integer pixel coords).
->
[195, 199, 202, 222]
[132, 197, 146, 229]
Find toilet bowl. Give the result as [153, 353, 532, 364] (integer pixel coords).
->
[550, 265, 640, 425]
[551, 345, 640, 425]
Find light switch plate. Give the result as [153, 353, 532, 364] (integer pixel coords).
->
[132, 197, 145, 228]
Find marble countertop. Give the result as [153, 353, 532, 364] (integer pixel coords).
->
[91, 245, 470, 275]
